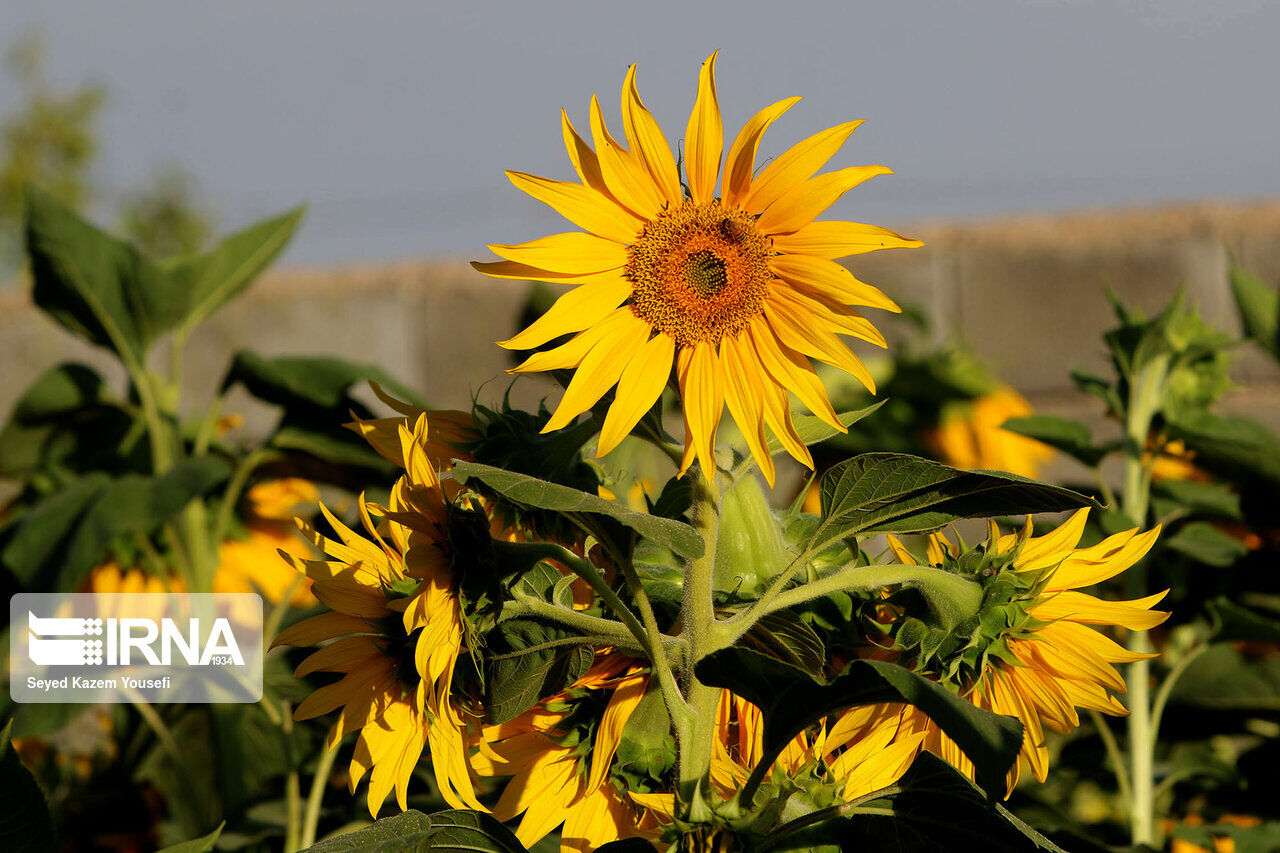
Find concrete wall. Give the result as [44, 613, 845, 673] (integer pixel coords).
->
[4, 200, 1280, 482]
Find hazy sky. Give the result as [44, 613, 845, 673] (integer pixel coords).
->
[4, 1, 1278, 264]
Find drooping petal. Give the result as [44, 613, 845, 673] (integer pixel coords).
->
[721, 333, 776, 486]
[506, 170, 642, 243]
[678, 341, 726, 481]
[597, 332, 676, 457]
[621, 65, 682, 206]
[487, 232, 628, 274]
[499, 277, 633, 351]
[1030, 589, 1170, 631]
[770, 220, 924, 258]
[743, 120, 864, 214]
[764, 292, 877, 392]
[746, 316, 843, 431]
[543, 311, 652, 432]
[757, 165, 892, 235]
[722, 96, 802, 208]
[685, 51, 723, 204]
[770, 253, 901, 312]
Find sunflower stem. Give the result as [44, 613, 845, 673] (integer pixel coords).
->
[676, 470, 722, 822]
[1121, 353, 1169, 848]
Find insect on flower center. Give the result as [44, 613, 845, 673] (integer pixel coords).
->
[625, 200, 774, 347]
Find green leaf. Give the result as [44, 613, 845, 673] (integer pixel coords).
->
[484, 618, 594, 724]
[271, 421, 391, 472]
[694, 647, 1022, 800]
[764, 402, 885, 457]
[613, 682, 675, 788]
[452, 461, 704, 558]
[810, 453, 1098, 552]
[223, 351, 425, 411]
[1171, 643, 1280, 711]
[25, 186, 169, 363]
[1166, 411, 1280, 486]
[999, 414, 1111, 468]
[1, 474, 108, 585]
[787, 752, 1064, 852]
[1150, 479, 1242, 521]
[1163, 521, 1248, 567]
[0, 719, 58, 853]
[1207, 597, 1280, 644]
[300, 809, 527, 853]
[157, 824, 225, 853]
[165, 207, 304, 333]
[1230, 266, 1280, 360]
[1069, 368, 1122, 417]
[1173, 820, 1280, 853]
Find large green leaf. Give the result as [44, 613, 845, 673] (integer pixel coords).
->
[1166, 411, 1280, 486]
[999, 414, 1112, 468]
[1, 457, 230, 590]
[694, 647, 1022, 800]
[1163, 521, 1248, 568]
[776, 753, 1063, 852]
[810, 453, 1097, 551]
[223, 351, 425, 411]
[0, 719, 58, 853]
[1230, 266, 1280, 360]
[1150, 479, 1242, 521]
[25, 186, 170, 363]
[452, 461, 704, 558]
[300, 809, 526, 853]
[484, 618, 594, 724]
[1206, 597, 1280, 644]
[165, 207, 304, 333]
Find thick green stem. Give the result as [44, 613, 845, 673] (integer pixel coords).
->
[1122, 354, 1169, 847]
[676, 473, 722, 821]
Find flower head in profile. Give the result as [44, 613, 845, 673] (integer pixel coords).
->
[274, 414, 483, 815]
[475, 653, 658, 851]
[875, 509, 1166, 791]
[474, 53, 920, 484]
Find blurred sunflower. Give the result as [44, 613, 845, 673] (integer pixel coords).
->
[214, 478, 319, 606]
[925, 384, 1054, 479]
[474, 53, 920, 484]
[474, 653, 658, 851]
[876, 509, 1166, 791]
[274, 414, 483, 815]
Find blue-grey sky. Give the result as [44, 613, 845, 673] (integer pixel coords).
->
[4, 0, 1278, 264]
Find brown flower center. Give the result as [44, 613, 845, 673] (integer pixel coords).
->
[625, 200, 773, 347]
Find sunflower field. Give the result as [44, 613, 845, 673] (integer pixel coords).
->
[4, 54, 1280, 853]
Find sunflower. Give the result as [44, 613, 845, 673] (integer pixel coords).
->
[875, 509, 1166, 791]
[925, 385, 1055, 479]
[215, 478, 319, 606]
[474, 53, 920, 484]
[474, 653, 658, 851]
[274, 414, 482, 815]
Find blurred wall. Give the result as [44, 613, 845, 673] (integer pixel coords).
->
[3, 200, 1280, 473]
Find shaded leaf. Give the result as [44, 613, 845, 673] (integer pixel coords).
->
[1151, 479, 1242, 521]
[1163, 521, 1248, 568]
[1230, 266, 1280, 360]
[1166, 411, 1280, 486]
[223, 351, 425, 412]
[484, 618, 594, 725]
[1207, 597, 1280, 644]
[453, 461, 703, 558]
[0, 719, 58, 853]
[695, 647, 1022, 800]
[811, 453, 1097, 552]
[1000, 414, 1112, 467]
[300, 809, 527, 853]
[157, 824, 224, 853]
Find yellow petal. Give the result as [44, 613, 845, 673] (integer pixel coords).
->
[770, 220, 924, 258]
[499, 277, 633, 351]
[770, 253, 901, 313]
[744, 120, 864, 214]
[505, 170, 642, 244]
[590, 95, 665, 219]
[273, 611, 376, 649]
[561, 109, 611, 196]
[764, 293, 876, 392]
[685, 51, 723, 204]
[678, 341, 726, 481]
[721, 333, 776, 486]
[746, 316, 843, 431]
[886, 534, 915, 566]
[757, 165, 892, 235]
[622, 65, 682, 206]
[543, 311, 651, 432]
[760, 379, 813, 469]
[509, 307, 635, 373]
[722, 96, 802, 208]
[772, 285, 887, 347]
[588, 672, 648, 791]
[1013, 509, 1090, 571]
[471, 259, 624, 284]
[487, 232, 627, 274]
[1031, 589, 1171, 631]
[294, 636, 383, 677]
[597, 332, 676, 457]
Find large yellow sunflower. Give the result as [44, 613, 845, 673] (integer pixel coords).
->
[275, 414, 482, 815]
[474, 653, 658, 851]
[474, 53, 921, 484]
[875, 509, 1166, 792]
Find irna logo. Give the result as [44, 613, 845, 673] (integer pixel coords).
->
[25, 611, 246, 667]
